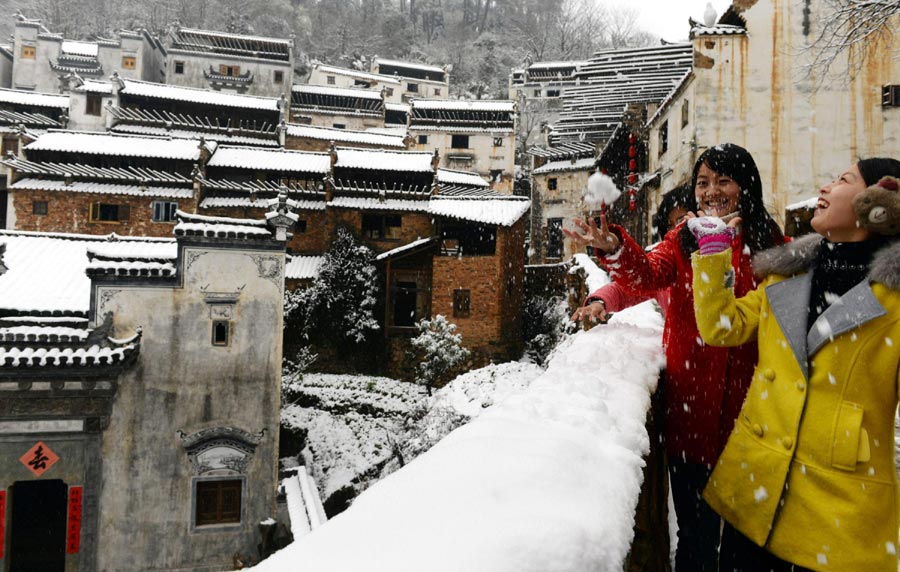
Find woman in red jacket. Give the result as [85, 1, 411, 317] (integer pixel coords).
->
[565, 144, 785, 571]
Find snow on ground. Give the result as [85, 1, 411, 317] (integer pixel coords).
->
[257, 302, 665, 572]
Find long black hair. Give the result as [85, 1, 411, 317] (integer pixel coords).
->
[680, 143, 784, 256]
[857, 157, 900, 186]
[652, 184, 696, 242]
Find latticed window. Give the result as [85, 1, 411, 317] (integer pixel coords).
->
[86, 94, 103, 116]
[152, 201, 178, 222]
[453, 289, 471, 318]
[195, 479, 242, 526]
[547, 218, 563, 258]
[122, 56, 136, 70]
[21, 46, 35, 59]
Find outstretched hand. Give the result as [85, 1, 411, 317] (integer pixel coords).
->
[562, 213, 621, 254]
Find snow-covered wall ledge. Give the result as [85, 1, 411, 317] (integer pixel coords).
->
[255, 305, 665, 572]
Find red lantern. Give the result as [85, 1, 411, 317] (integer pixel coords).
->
[628, 134, 636, 144]
[628, 146, 636, 158]
[628, 159, 637, 171]
[627, 173, 638, 185]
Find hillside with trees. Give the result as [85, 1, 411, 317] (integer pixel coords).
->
[5, 0, 657, 98]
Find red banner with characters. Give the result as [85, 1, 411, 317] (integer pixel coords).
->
[66, 486, 83, 554]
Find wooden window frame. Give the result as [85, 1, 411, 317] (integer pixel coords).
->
[493, 137, 504, 147]
[547, 177, 558, 191]
[407, 82, 419, 93]
[362, 214, 402, 240]
[85, 94, 103, 116]
[174, 61, 185, 75]
[658, 120, 669, 157]
[122, 55, 136, 70]
[90, 202, 129, 223]
[21, 46, 35, 59]
[883, 85, 900, 107]
[453, 289, 471, 318]
[32, 200, 48, 216]
[547, 218, 563, 259]
[1, 137, 19, 156]
[219, 64, 240, 77]
[326, 75, 336, 85]
[151, 201, 178, 223]
[193, 478, 243, 528]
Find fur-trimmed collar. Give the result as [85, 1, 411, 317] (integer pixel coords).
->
[752, 233, 900, 290]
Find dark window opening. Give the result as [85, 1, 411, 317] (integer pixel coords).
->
[547, 218, 563, 258]
[441, 221, 496, 255]
[451, 135, 469, 149]
[174, 61, 185, 74]
[546, 89, 560, 97]
[533, 89, 541, 97]
[2, 137, 19, 156]
[453, 289, 471, 318]
[434, 88, 441, 96]
[33, 200, 48, 215]
[90, 202, 128, 222]
[212, 320, 230, 346]
[681, 99, 690, 127]
[393, 281, 418, 327]
[418, 134, 428, 145]
[274, 70, 284, 84]
[884, 85, 900, 107]
[493, 137, 503, 147]
[547, 178, 558, 191]
[327, 76, 336, 85]
[9, 479, 67, 571]
[407, 83, 419, 93]
[152, 201, 178, 222]
[295, 220, 307, 233]
[385, 87, 394, 97]
[85, 94, 103, 116]
[490, 169, 504, 184]
[333, 123, 346, 129]
[658, 120, 669, 157]
[195, 479, 242, 526]
[362, 214, 402, 240]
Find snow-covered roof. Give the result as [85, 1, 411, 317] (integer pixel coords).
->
[120, 78, 281, 112]
[111, 124, 280, 147]
[168, 27, 292, 62]
[374, 58, 446, 75]
[292, 84, 384, 101]
[334, 147, 434, 172]
[61, 40, 98, 57]
[247, 305, 665, 572]
[0, 230, 176, 315]
[285, 124, 406, 148]
[313, 64, 402, 85]
[786, 196, 818, 211]
[74, 80, 113, 94]
[528, 60, 588, 70]
[25, 130, 207, 161]
[0, 88, 69, 109]
[11, 179, 194, 199]
[385, 103, 411, 113]
[436, 169, 488, 187]
[174, 210, 274, 239]
[285, 256, 325, 280]
[327, 197, 430, 212]
[431, 197, 530, 227]
[690, 23, 747, 38]
[176, 26, 291, 46]
[375, 237, 436, 261]
[528, 141, 596, 160]
[200, 196, 325, 211]
[206, 145, 331, 173]
[532, 157, 596, 175]
[411, 99, 516, 112]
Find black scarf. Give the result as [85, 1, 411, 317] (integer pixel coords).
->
[807, 239, 883, 329]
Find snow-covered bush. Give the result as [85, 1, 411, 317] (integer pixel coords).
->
[409, 315, 470, 395]
[283, 226, 381, 373]
[522, 293, 571, 367]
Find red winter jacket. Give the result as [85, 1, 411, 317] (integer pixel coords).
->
[600, 223, 782, 465]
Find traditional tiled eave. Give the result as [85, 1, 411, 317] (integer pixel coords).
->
[168, 27, 292, 63]
[3, 157, 194, 185]
[527, 141, 596, 160]
[0, 336, 140, 369]
[199, 177, 323, 195]
[374, 237, 438, 261]
[0, 110, 61, 128]
[11, 179, 194, 200]
[50, 60, 103, 75]
[108, 105, 279, 147]
[174, 210, 275, 239]
[204, 67, 255, 86]
[285, 255, 325, 280]
[430, 196, 530, 227]
[328, 177, 434, 198]
[118, 78, 281, 113]
[85, 260, 177, 278]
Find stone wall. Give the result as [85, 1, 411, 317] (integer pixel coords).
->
[10, 189, 198, 237]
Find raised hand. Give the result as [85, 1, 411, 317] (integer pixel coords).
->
[687, 216, 742, 255]
[562, 213, 621, 254]
[570, 300, 610, 324]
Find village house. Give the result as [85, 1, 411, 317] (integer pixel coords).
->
[509, 60, 587, 148]
[0, 88, 69, 229]
[307, 63, 405, 104]
[3, 130, 205, 236]
[161, 25, 294, 99]
[526, 141, 596, 264]
[196, 143, 528, 370]
[370, 58, 450, 101]
[9, 14, 162, 93]
[644, 0, 900, 231]
[289, 84, 386, 131]
[408, 99, 517, 193]
[0, 205, 293, 571]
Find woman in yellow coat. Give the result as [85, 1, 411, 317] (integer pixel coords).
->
[688, 157, 900, 571]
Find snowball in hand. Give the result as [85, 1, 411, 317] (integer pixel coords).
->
[584, 172, 621, 210]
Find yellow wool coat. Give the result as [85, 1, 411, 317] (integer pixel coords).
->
[691, 235, 900, 571]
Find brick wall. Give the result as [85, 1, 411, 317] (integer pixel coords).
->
[11, 189, 197, 237]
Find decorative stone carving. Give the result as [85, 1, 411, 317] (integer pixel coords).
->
[248, 254, 283, 289]
[178, 426, 265, 476]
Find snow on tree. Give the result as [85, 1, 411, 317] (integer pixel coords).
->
[522, 293, 571, 367]
[805, 0, 899, 79]
[409, 315, 470, 395]
[283, 226, 380, 373]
